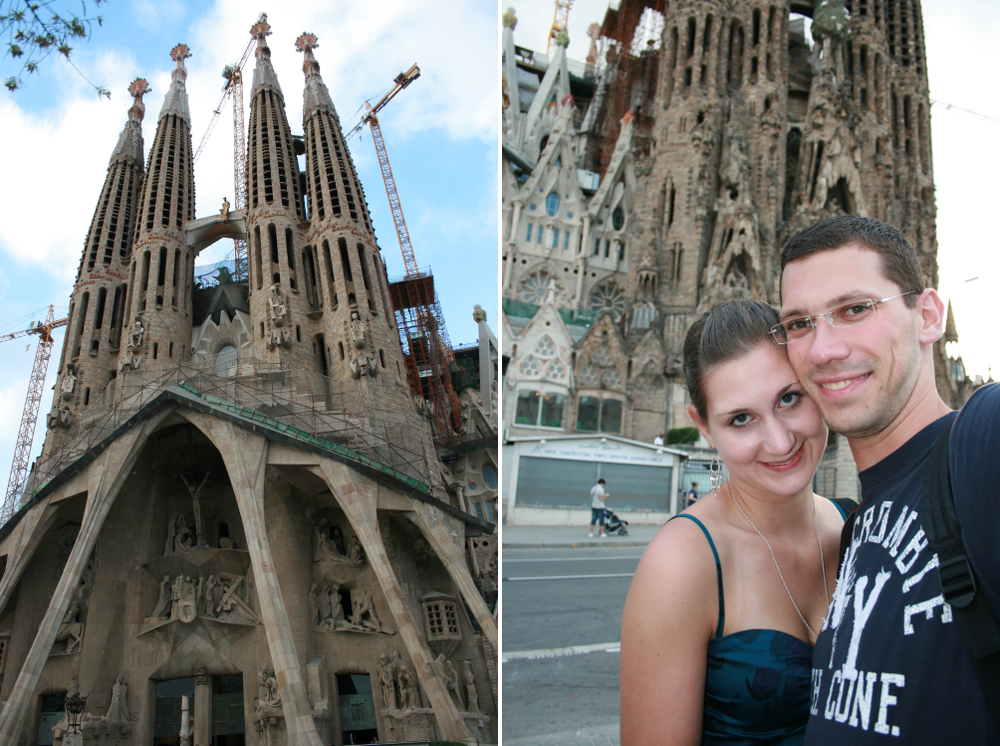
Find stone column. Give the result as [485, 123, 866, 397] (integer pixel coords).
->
[508, 199, 523, 245]
[0, 502, 60, 618]
[574, 257, 588, 309]
[194, 674, 212, 745]
[406, 503, 497, 651]
[312, 461, 473, 743]
[0, 415, 161, 741]
[190, 416, 322, 746]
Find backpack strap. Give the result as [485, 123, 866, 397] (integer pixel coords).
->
[920, 418, 1000, 734]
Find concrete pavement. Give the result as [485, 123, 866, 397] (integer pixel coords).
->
[501, 521, 665, 549]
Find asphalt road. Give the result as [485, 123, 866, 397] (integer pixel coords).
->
[501, 546, 643, 745]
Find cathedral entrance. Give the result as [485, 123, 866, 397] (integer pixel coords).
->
[337, 673, 378, 744]
[154, 675, 246, 745]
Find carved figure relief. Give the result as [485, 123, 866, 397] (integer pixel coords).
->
[105, 675, 136, 722]
[47, 407, 74, 430]
[52, 591, 84, 655]
[179, 472, 210, 547]
[60, 363, 77, 401]
[145, 572, 257, 626]
[120, 316, 145, 373]
[350, 588, 384, 633]
[462, 661, 480, 714]
[432, 653, 462, 708]
[312, 518, 365, 566]
[255, 665, 282, 714]
[378, 652, 398, 710]
[398, 664, 418, 710]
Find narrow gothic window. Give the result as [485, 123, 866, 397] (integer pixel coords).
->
[546, 192, 560, 216]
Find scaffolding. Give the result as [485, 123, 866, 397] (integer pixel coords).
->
[388, 270, 461, 446]
[6, 354, 439, 523]
[586, 0, 665, 175]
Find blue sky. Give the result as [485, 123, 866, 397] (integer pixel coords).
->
[511, 0, 1000, 384]
[0, 0, 499, 494]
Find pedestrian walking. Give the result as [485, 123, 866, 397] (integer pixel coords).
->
[589, 478, 609, 537]
[686, 482, 699, 507]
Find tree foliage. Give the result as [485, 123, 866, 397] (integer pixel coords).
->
[1, 0, 107, 94]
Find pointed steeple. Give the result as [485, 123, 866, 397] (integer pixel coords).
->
[298, 33, 372, 232]
[110, 77, 149, 165]
[250, 15, 283, 99]
[46, 79, 148, 453]
[159, 43, 192, 123]
[296, 32, 335, 118]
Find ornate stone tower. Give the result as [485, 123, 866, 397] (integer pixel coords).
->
[120, 44, 197, 376]
[245, 17, 309, 367]
[43, 78, 149, 455]
[297, 33, 414, 412]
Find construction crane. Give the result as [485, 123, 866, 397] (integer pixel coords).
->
[1, 306, 68, 519]
[346, 63, 421, 277]
[192, 12, 266, 282]
[346, 66, 466, 443]
[547, 0, 573, 55]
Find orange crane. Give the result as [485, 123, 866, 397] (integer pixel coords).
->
[192, 12, 266, 282]
[346, 67, 464, 441]
[547, 0, 573, 55]
[346, 63, 421, 277]
[1, 306, 68, 518]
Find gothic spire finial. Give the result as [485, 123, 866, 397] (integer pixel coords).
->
[296, 32, 319, 76]
[297, 31, 335, 118]
[127, 78, 149, 124]
[251, 15, 272, 55]
[159, 44, 192, 123]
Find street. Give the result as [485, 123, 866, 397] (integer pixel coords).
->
[501, 546, 643, 746]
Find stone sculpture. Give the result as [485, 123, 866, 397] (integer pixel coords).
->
[350, 588, 383, 633]
[165, 512, 194, 555]
[60, 364, 76, 400]
[215, 574, 259, 624]
[105, 675, 136, 722]
[203, 575, 219, 617]
[378, 653, 397, 710]
[220, 197, 230, 222]
[462, 661, 480, 714]
[432, 653, 461, 708]
[398, 664, 418, 710]
[120, 316, 145, 373]
[52, 594, 84, 655]
[255, 665, 281, 713]
[146, 574, 171, 621]
[180, 472, 210, 547]
[312, 519, 364, 565]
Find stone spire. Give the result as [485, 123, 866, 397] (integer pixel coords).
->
[250, 15, 283, 99]
[296, 32, 335, 118]
[110, 77, 149, 165]
[159, 43, 192, 123]
[45, 79, 149, 453]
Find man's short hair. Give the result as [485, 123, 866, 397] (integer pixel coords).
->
[780, 215, 924, 307]
[692, 482, 698, 487]
[598, 478, 606, 485]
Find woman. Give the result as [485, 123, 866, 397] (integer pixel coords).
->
[620, 299, 847, 745]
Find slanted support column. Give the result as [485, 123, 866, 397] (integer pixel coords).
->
[406, 503, 497, 651]
[0, 415, 161, 741]
[0, 502, 60, 618]
[312, 461, 474, 744]
[194, 417, 322, 746]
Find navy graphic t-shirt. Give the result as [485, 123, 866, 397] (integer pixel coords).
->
[805, 383, 1000, 744]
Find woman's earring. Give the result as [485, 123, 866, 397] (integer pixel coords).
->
[709, 451, 723, 491]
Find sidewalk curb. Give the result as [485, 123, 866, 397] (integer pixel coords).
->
[502, 540, 649, 549]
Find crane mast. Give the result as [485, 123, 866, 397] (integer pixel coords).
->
[231, 66, 248, 281]
[368, 114, 417, 277]
[2, 306, 68, 519]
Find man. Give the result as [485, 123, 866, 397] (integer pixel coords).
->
[686, 482, 699, 507]
[653, 433, 665, 446]
[778, 215, 999, 743]
[589, 478, 609, 538]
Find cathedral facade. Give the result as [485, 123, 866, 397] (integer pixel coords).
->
[501, 0, 968, 508]
[0, 18, 496, 746]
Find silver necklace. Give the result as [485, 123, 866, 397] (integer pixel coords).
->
[725, 480, 829, 639]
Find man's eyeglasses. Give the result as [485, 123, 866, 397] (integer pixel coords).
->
[770, 292, 918, 345]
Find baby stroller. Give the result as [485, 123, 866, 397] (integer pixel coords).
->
[603, 508, 629, 536]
